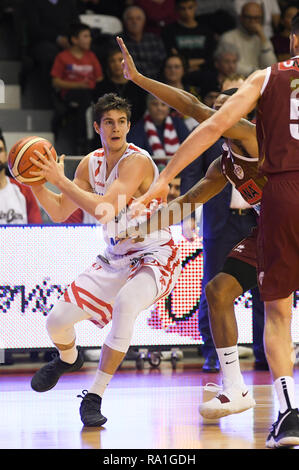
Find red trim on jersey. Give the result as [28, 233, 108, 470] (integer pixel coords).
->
[64, 289, 71, 302]
[69, 281, 112, 323]
[128, 143, 143, 153]
[75, 284, 113, 315]
[70, 281, 84, 309]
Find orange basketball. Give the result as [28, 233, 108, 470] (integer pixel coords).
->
[8, 136, 57, 186]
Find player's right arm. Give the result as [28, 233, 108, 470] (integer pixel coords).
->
[117, 36, 256, 143]
[124, 157, 227, 238]
[31, 155, 92, 222]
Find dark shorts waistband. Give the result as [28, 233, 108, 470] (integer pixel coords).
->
[229, 208, 253, 216]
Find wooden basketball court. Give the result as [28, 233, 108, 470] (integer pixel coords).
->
[1, 356, 299, 451]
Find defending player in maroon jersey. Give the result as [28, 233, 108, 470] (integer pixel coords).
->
[127, 14, 299, 448]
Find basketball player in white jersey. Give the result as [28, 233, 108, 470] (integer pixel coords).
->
[29, 93, 181, 426]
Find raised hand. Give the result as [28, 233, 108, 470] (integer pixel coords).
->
[116, 36, 139, 82]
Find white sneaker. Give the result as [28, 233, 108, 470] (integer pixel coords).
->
[199, 383, 256, 419]
[237, 345, 254, 358]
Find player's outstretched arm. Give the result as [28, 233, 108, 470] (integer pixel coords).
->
[123, 157, 227, 238]
[135, 70, 266, 208]
[117, 36, 257, 143]
[117, 36, 211, 122]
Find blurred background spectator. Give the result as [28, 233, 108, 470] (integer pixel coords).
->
[218, 1, 277, 76]
[185, 41, 240, 101]
[95, 47, 147, 126]
[128, 94, 190, 172]
[234, 0, 281, 39]
[51, 22, 103, 154]
[161, 0, 216, 73]
[121, 5, 167, 79]
[159, 53, 200, 131]
[134, 0, 177, 36]
[271, 3, 298, 61]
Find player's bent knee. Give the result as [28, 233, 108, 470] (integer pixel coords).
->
[206, 274, 241, 309]
[205, 278, 226, 307]
[46, 300, 86, 336]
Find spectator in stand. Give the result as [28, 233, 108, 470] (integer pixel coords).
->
[219, 1, 277, 76]
[234, 0, 281, 39]
[121, 5, 167, 79]
[161, 0, 216, 73]
[95, 48, 147, 125]
[271, 4, 298, 61]
[160, 53, 200, 131]
[26, 0, 79, 92]
[133, 0, 177, 36]
[128, 94, 190, 172]
[0, 131, 42, 225]
[185, 42, 240, 100]
[51, 23, 103, 154]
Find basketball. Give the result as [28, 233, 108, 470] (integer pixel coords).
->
[7, 136, 57, 186]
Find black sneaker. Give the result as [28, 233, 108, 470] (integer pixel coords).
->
[266, 408, 299, 448]
[78, 390, 107, 427]
[31, 350, 84, 392]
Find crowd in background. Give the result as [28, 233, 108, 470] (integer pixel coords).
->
[0, 0, 297, 162]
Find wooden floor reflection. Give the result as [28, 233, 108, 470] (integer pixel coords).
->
[1, 361, 299, 449]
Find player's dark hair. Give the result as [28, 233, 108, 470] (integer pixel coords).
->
[94, 93, 132, 124]
[291, 13, 299, 35]
[221, 88, 238, 96]
[0, 129, 6, 150]
[68, 22, 91, 44]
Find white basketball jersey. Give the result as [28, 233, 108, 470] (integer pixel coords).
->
[88, 143, 172, 255]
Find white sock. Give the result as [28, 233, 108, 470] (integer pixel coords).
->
[59, 346, 78, 364]
[274, 376, 296, 413]
[88, 369, 113, 397]
[216, 345, 245, 389]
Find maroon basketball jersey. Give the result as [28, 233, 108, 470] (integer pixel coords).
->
[221, 141, 267, 214]
[256, 56, 299, 175]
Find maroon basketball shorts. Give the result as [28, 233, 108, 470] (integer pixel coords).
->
[221, 227, 258, 293]
[228, 226, 258, 268]
[257, 172, 299, 301]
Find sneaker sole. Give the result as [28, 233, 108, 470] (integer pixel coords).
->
[199, 399, 256, 419]
[266, 436, 299, 448]
[82, 416, 108, 427]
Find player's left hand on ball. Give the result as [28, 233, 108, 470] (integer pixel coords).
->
[29, 146, 65, 186]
